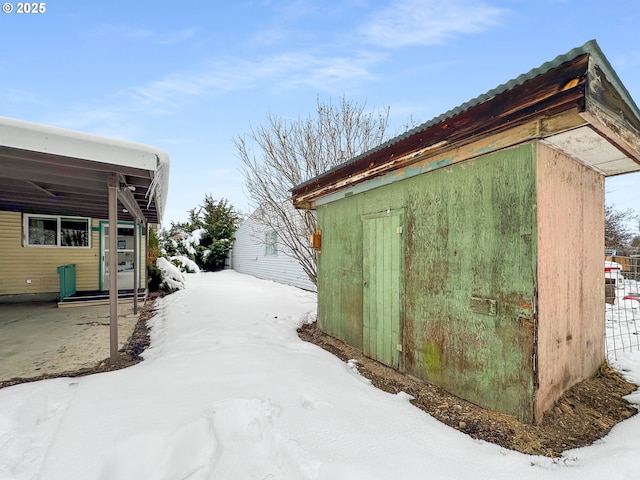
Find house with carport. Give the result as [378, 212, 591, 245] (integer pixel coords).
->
[0, 116, 169, 361]
[292, 40, 640, 423]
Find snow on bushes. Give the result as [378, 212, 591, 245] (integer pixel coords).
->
[156, 257, 186, 291]
[160, 196, 239, 272]
[170, 255, 201, 274]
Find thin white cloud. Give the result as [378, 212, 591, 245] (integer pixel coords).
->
[123, 28, 154, 40]
[45, 108, 142, 139]
[88, 24, 151, 40]
[258, 51, 382, 91]
[204, 167, 236, 177]
[359, 0, 506, 48]
[114, 51, 382, 112]
[156, 29, 198, 45]
[88, 24, 196, 45]
[613, 51, 640, 69]
[246, 26, 290, 47]
[44, 49, 382, 137]
[1, 88, 47, 106]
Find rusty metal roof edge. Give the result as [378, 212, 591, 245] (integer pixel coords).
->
[292, 39, 636, 194]
[582, 40, 640, 122]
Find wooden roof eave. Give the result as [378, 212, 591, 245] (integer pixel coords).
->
[579, 58, 640, 169]
[542, 55, 640, 177]
[293, 42, 640, 209]
[292, 55, 592, 209]
[293, 108, 591, 210]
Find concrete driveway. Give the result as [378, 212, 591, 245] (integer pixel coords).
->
[0, 302, 140, 381]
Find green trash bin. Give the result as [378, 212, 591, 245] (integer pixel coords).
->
[57, 264, 77, 299]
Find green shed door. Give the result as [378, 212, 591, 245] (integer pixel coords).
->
[363, 211, 404, 369]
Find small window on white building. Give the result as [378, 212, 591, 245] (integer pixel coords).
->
[24, 214, 91, 247]
[265, 230, 278, 256]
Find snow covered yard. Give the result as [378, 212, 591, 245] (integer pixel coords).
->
[1, 270, 640, 480]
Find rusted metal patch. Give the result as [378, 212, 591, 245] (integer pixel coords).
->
[470, 296, 498, 316]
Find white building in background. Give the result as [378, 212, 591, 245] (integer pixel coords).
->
[230, 209, 316, 292]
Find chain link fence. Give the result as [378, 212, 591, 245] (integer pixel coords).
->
[605, 255, 640, 360]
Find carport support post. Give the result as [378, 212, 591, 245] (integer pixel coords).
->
[108, 174, 119, 363]
[133, 219, 139, 315]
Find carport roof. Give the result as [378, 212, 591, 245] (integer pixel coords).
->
[0, 116, 169, 224]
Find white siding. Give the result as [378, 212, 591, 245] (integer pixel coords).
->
[231, 215, 316, 292]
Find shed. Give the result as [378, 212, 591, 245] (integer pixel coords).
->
[0, 116, 169, 361]
[291, 40, 640, 423]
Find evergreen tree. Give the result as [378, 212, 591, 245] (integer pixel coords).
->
[198, 196, 239, 270]
[161, 196, 239, 271]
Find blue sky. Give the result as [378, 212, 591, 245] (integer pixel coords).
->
[2, 0, 640, 226]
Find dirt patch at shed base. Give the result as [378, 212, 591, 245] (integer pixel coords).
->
[297, 321, 638, 457]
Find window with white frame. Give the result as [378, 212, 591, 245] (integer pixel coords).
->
[24, 214, 90, 247]
[265, 230, 278, 256]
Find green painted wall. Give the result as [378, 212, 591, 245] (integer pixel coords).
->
[316, 194, 365, 349]
[403, 143, 537, 421]
[317, 143, 538, 421]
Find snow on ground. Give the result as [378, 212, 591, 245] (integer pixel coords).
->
[1, 270, 640, 479]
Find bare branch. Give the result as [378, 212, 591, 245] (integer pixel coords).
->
[235, 95, 392, 285]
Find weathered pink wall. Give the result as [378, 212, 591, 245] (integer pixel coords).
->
[535, 141, 605, 422]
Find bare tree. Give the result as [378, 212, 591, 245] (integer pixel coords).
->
[606, 204, 636, 251]
[235, 96, 392, 285]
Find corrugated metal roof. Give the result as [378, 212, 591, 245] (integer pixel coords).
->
[294, 39, 640, 192]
